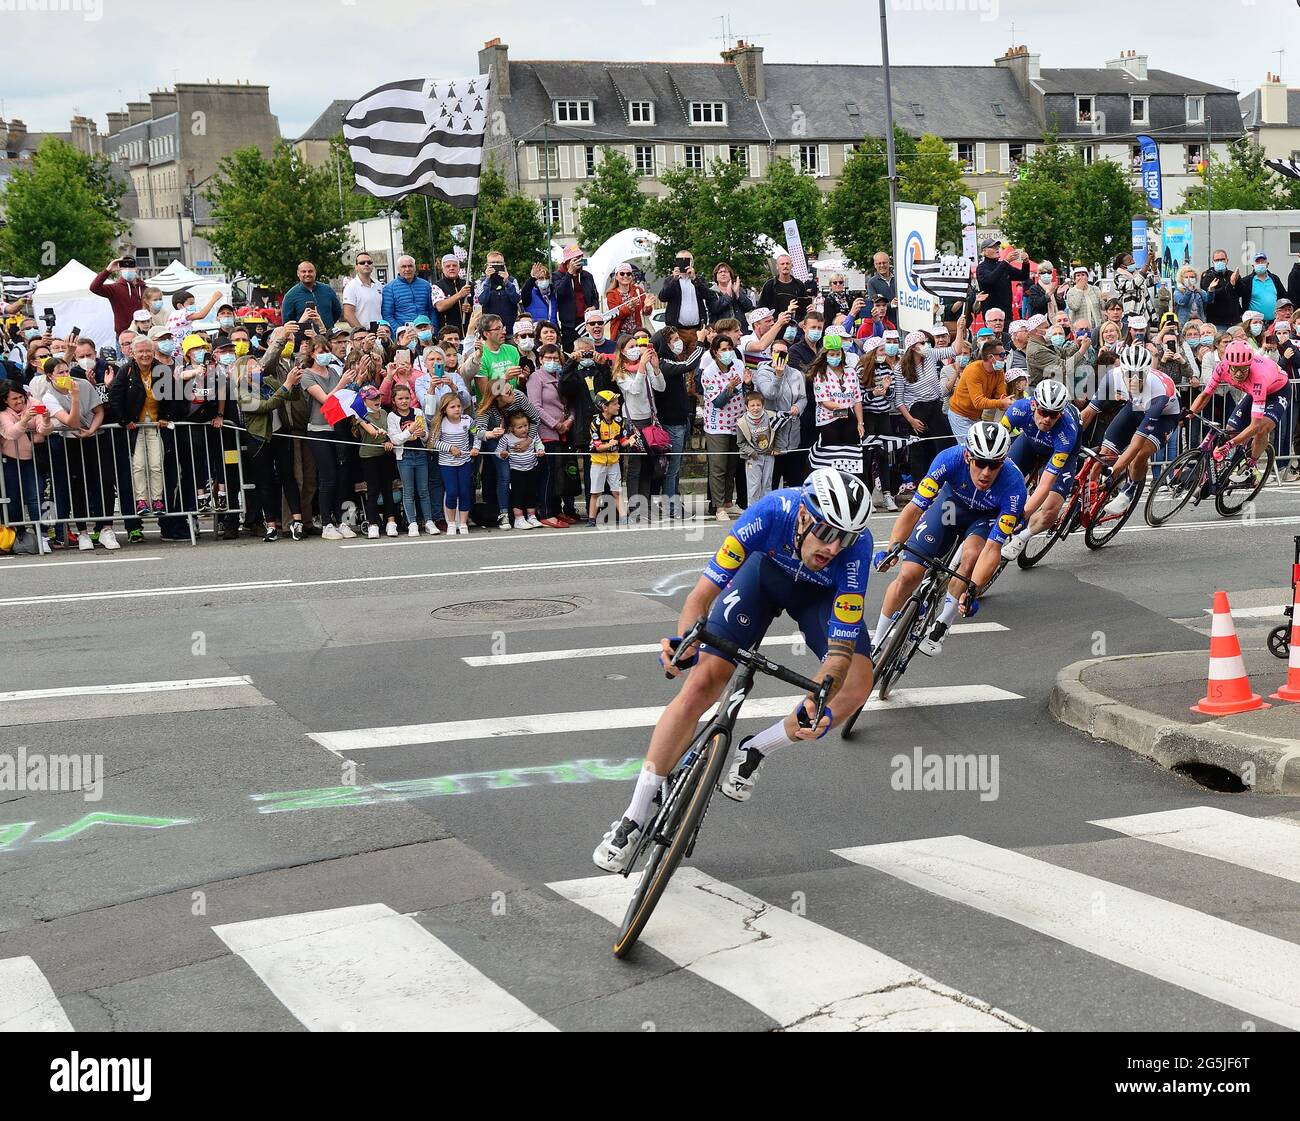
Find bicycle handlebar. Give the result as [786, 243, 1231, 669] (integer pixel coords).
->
[891, 541, 977, 591]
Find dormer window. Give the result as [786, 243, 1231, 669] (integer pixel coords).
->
[628, 101, 655, 125]
[689, 101, 727, 125]
[553, 100, 594, 125]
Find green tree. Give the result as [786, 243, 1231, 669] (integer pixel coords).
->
[752, 156, 827, 255]
[826, 126, 919, 269]
[329, 134, 385, 223]
[0, 137, 128, 275]
[642, 158, 766, 281]
[205, 142, 351, 291]
[1179, 140, 1288, 212]
[574, 147, 645, 251]
[901, 134, 968, 254]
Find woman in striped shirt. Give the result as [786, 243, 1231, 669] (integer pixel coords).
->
[861, 335, 899, 509]
[896, 322, 963, 488]
[808, 334, 863, 477]
[431, 393, 482, 534]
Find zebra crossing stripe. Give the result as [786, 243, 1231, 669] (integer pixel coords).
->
[1091, 806, 1300, 884]
[548, 868, 1032, 1032]
[0, 956, 73, 1032]
[834, 835, 1300, 1030]
[212, 904, 556, 1032]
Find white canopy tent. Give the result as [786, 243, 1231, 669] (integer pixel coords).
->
[30, 260, 115, 349]
[587, 228, 661, 298]
[149, 260, 231, 313]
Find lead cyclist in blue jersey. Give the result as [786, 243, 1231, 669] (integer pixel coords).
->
[998, 379, 1081, 560]
[593, 469, 876, 872]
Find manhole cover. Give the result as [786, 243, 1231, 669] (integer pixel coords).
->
[431, 597, 585, 621]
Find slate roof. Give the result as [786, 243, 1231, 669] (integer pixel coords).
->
[297, 99, 352, 142]
[1240, 88, 1300, 128]
[1034, 67, 1237, 96]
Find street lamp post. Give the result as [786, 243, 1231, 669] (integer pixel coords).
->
[879, 0, 899, 259]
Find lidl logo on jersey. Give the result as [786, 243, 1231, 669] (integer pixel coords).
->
[997, 513, 1018, 536]
[1050, 451, 1069, 470]
[833, 593, 864, 624]
[715, 535, 746, 571]
[917, 477, 940, 500]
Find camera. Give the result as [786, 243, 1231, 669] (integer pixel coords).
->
[41, 309, 56, 330]
[674, 256, 692, 272]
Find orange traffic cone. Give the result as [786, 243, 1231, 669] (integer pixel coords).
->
[1191, 591, 1269, 715]
[1270, 584, 1300, 703]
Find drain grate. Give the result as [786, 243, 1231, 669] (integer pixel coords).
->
[431, 596, 586, 621]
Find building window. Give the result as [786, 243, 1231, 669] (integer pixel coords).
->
[1008, 142, 1027, 168]
[689, 101, 727, 125]
[1186, 96, 1204, 123]
[628, 101, 654, 125]
[1076, 96, 1094, 125]
[1130, 143, 1144, 173]
[1078, 144, 1095, 165]
[797, 144, 819, 176]
[729, 144, 749, 173]
[584, 145, 597, 177]
[991, 102, 1006, 118]
[956, 143, 976, 173]
[540, 197, 562, 228]
[684, 144, 704, 171]
[1131, 97, 1148, 125]
[634, 144, 655, 177]
[1185, 143, 1205, 173]
[553, 100, 593, 125]
[537, 145, 559, 178]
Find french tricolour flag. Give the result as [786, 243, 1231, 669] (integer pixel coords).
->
[321, 389, 368, 425]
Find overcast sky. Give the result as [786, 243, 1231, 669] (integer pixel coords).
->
[2, 0, 1293, 138]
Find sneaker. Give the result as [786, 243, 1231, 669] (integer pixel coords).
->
[367, 524, 380, 539]
[526, 514, 542, 528]
[215, 492, 228, 513]
[721, 737, 764, 803]
[408, 522, 420, 537]
[338, 523, 357, 539]
[289, 521, 304, 541]
[585, 518, 597, 528]
[715, 508, 730, 522]
[321, 524, 343, 541]
[1001, 533, 1029, 561]
[540, 517, 566, 529]
[497, 511, 511, 529]
[99, 528, 121, 552]
[127, 529, 144, 544]
[884, 494, 899, 512]
[151, 499, 165, 516]
[592, 817, 644, 873]
[37, 535, 52, 555]
[871, 490, 887, 511]
[196, 493, 212, 515]
[919, 621, 949, 658]
[1103, 491, 1131, 517]
[78, 534, 94, 552]
[514, 516, 532, 530]
[385, 522, 398, 537]
[135, 500, 149, 517]
[424, 521, 440, 536]
[263, 527, 280, 543]
[459, 523, 470, 535]
[560, 513, 578, 526]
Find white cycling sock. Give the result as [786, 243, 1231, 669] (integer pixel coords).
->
[623, 766, 665, 828]
[936, 594, 961, 628]
[1015, 526, 1033, 543]
[872, 611, 897, 648]
[744, 719, 799, 759]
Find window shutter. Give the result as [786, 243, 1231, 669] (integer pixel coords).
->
[950, 142, 959, 162]
[655, 145, 668, 176]
[526, 145, 538, 180]
[561, 197, 574, 234]
[999, 143, 1010, 173]
[674, 144, 684, 168]
[1025, 143, 1037, 158]
[704, 144, 716, 168]
[818, 143, 830, 178]
[975, 143, 987, 175]
[749, 145, 762, 177]
[573, 146, 586, 179]
[558, 146, 571, 180]
[977, 191, 987, 212]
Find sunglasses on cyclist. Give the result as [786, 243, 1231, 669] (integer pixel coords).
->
[1035, 406, 1062, 419]
[808, 521, 862, 550]
[970, 456, 1005, 471]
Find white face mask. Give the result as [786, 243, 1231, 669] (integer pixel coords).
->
[515, 337, 534, 352]
[78, 357, 96, 372]
[624, 347, 643, 362]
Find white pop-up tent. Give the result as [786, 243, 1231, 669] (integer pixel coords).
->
[31, 260, 115, 348]
[150, 260, 231, 320]
[587, 228, 661, 296]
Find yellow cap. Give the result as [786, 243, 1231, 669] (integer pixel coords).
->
[181, 333, 208, 354]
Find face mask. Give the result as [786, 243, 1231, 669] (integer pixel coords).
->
[417, 330, 433, 343]
[53, 375, 73, 392]
[217, 352, 236, 367]
[157, 340, 176, 356]
[993, 359, 1006, 372]
[250, 336, 263, 350]
[408, 340, 419, 352]
[218, 317, 235, 329]
[51, 350, 65, 360]
[1195, 337, 1210, 347]
[579, 356, 595, 368]
[624, 347, 642, 362]
[1254, 263, 1268, 275]
[121, 270, 138, 282]
[78, 357, 95, 372]
[884, 344, 899, 357]
[151, 300, 163, 312]
[783, 327, 797, 342]
[315, 353, 332, 366]
[670, 340, 684, 355]
[806, 329, 823, 343]
[516, 337, 534, 352]
[23, 328, 39, 340]
[190, 350, 207, 365]
[233, 341, 250, 357]
[543, 360, 562, 374]
[717, 350, 735, 367]
[826, 353, 843, 367]
[1250, 322, 1264, 336]
[956, 355, 971, 369]
[1213, 261, 1227, 273]
[1046, 333, 1065, 348]
[537, 279, 550, 292]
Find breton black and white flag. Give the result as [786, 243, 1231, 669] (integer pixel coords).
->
[344, 73, 491, 207]
[2, 275, 37, 301]
[912, 254, 974, 301]
[1265, 157, 1300, 181]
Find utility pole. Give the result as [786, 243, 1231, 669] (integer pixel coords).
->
[541, 119, 555, 248]
[878, 0, 899, 259]
[1205, 111, 1212, 269]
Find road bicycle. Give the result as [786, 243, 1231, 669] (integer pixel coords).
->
[1144, 417, 1276, 527]
[612, 619, 832, 958]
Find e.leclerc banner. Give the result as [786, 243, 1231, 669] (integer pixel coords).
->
[895, 201, 940, 333]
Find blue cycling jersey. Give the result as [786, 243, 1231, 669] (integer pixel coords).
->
[911, 445, 1028, 543]
[1001, 398, 1081, 475]
[703, 488, 875, 646]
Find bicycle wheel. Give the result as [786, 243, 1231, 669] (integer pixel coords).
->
[1085, 474, 1145, 550]
[613, 728, 730, 958]
[1017, 487, 1080, 569]
[1145, 448, 1206, 527]
[841, 701, 866, 737]
[1216, 444, 1275, 517]
[875, 598, 921, 701]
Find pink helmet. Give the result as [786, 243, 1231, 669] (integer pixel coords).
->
[1224, 339, 1254, 368]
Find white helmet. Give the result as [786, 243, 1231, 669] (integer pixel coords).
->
[1034, 379, 1070, 412]
[801, 468, 871, 533]
[965, 420, 1011, 460]
[1119, 343, 1152, 374]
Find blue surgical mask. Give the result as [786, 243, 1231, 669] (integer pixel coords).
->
[1254, 263, 1268, 275]
[22, 328, 39, 340]
[157, 340, 176, 356]
[1250, 322, 1264, 336]
[418, 330, 433, 342]
[884, 343, 899, 357]
[783, 327, 797, 342]
[956, 355, 971, 369]
[1213, 261, 1227, 273]
[217, 352, 236, 367]
[826, 353, 843, 367]
[537, 279, 550, 292]
[717, 350, 735, 367]
[219, 316, 235, 329]
[151, 300, 163, 312]
[191, 349, 207, 364]
[993, 359, 1006, 372]
[579, 356, 595, 368]
[1046, 333, 1065, 348]
[806, 328, 823, 343]
[408, 340, 419, 352]
[543, 360, 561, 373]
[121, 269, 138, 282]
[1195, 336, 1210, 347]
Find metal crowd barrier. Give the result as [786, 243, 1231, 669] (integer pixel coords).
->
[1, 420, 246, 549]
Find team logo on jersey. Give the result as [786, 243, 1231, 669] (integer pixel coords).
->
[917, 477, 940, 500]
[1050, 451, 1069, 470]
[715, 535, 746, 571]
[997, 513, 1018, 536]
[833, 593, 864, 624]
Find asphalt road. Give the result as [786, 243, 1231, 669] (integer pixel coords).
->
[2, 486, 1299, 1032]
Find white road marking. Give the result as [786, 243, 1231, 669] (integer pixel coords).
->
[212, 904, 555, 1032]
[1091, 806, 1300, 885]
[309, 685, 1022, 753]
[0, 555, 162, 571]
[0, 676, 253, 703]
[1117, 514, 1299, 535]
[0, 578, 294, 606]
[1197, 604, 1288, 620]
[462, 624, 1010, 666]
[548, 869, 1031, 1032]
[835, 834, 1300, 1030]
[0, 957, 73, 1032]
[339, 521, 706, 548]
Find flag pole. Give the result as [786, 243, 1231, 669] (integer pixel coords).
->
[466, 207, 478, 280]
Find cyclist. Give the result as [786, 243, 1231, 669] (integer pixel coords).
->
[871, 422, 1027, 658]
[593, 469, 875, 872]
[999, 379, 1081, 560]
[1185, 338, 1288, 482]
[1077, 344, 1179, 516]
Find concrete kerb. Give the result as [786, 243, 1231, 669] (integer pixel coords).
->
[1050, 654, 1300, 795]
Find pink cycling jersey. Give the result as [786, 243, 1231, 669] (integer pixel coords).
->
[1206, 355, 1288, 418]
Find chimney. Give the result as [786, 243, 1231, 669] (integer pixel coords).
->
[995, 45, 1040, 97]
[149, 89, 178, 117]
[106, 111, 130, 136]
[724, 40, 765, 100]
[1105, 49, 1148, 81]
[1261, 72, 1288, 125]
[127, 101, 151, 126]
[70, 115, 94, 154]
[7, 119, 28, 153]
[479, 38, 510, 98]
[0, 119, 8, 156]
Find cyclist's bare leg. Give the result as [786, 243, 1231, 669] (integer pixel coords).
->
[644, 652, 733, 775]
[881, 559, 926, 617]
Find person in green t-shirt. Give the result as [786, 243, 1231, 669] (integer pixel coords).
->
[472, 314, 521, 402]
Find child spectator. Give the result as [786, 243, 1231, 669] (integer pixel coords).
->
[431, 393, 481, 535]
[588, 388, 629, 527]
[385, 384, 437, 537]
[496, 411, 546, 530]
[736, 389, 777, 503]
[355, 385, 400, 538]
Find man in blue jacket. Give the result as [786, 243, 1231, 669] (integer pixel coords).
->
[280, 261, 343, 331]
[476, 249, 522, 336]
[381, 254, 436, 328]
